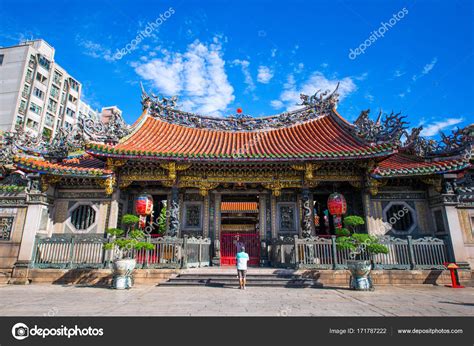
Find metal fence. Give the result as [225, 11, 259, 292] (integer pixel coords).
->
[31, 234, 211, 269]
[270, 235, 449, 270]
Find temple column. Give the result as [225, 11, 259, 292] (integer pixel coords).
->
[258, 193, 266, 239]
[270, 194, 277, 238]
[301, 188, 312, 238]
[212, 192, 221, 266]
[107, 189, 120, 229]
[444, 205, 468, 264]
[362, 191, 386, 235]
[168, 186, 180, 237]
[9, 191, 49, 284]
[203, 194, 210, 238]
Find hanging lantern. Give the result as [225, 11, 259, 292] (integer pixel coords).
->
[327, 192, 347, 216]
[135, 194, 154, 216]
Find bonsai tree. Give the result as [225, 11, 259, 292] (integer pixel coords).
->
[336, 215, 389, 257]
[121, 214, 140, 234]
[104, 227, 154, 260]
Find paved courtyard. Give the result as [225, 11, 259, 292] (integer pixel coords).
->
[0, 284, 473, 316]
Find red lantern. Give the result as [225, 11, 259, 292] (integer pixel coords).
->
[135, 194, 154, 216]
[236, 108, 243, 114]
[327, 193, 347, 216]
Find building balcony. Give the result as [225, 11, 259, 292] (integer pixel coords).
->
[18, 108, 26, 115]
[21, 91, 29, 98]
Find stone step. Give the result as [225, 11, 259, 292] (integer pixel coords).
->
[176, 274, 306, 280]
[161, 273, 318, 287]
[167, 278, 314, 283]
[160, 280, 316, 287]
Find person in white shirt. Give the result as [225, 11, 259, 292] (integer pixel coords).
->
[236, 247, 249, 290]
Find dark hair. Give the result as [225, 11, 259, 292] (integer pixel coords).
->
[240, 247, 245, 252]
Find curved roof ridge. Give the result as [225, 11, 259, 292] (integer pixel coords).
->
[86, 111, 397, 161]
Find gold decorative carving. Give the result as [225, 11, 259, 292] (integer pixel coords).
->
[291, 163, 322, 180]
[366, 178, 386, 196]
[98, 176, 116, 195]
[160, 162, 192, 181]
[421, 177, 442, 193]
[40, 175, 62, 192]
[105, 158, 127, 170]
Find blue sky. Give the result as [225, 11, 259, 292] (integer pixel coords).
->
[1, 0, 472, 136]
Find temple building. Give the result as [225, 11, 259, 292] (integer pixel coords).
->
[0, 85, 473, 274]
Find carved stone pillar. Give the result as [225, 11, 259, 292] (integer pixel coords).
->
[258, 193, 266, 239]
[270, 194, 277, 238]
[203, 194, 210, 238]
[212, 192, 221, 266]
[301, 188, 312, 238]
[168, 186, 180, 236]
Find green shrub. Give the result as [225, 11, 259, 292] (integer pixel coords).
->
[336, 215, 388, 257]
[104, 227, 154, 259]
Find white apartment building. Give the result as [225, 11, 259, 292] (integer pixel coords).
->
[0, 39, 96, 139]
[78, 100, 100, 122]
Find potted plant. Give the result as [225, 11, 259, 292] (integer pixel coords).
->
[103, 214, 154, 290]
[336, 215, 388, 291]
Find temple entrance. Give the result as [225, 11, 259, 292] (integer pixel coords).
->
[220, 196, 260, 266]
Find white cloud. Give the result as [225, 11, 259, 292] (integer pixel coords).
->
[393, 69, 405, 78]
[231, 59, 255, 93]
[134, 38, 234, 116]
[78, 39, 116, 62]
[422, 57, 438, 74]
[271, 48, 277, 57]
[270, 72, 357, 111]
[294, 63, 304, 74]
[365, 93, 374, 102]
[421, 117, 464, 137]
[412, 57, 438, 81]
[270, 100, 284, 109]
[257, 65, 274, 83]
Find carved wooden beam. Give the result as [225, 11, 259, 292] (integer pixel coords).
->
[160, 162, 192, 181]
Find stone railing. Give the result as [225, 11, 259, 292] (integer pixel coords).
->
[31, 234, 211, 269]
[269, 235, 449, 270]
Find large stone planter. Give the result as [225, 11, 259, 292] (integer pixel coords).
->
[112, 258, 136, 289]
[347, 260, 373, 291]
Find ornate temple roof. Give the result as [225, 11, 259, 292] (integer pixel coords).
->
[372, 152, 470, 178]
[2, 85, 471, 182]
[14, 155, 111, 178]
[87, 112, 396, 162]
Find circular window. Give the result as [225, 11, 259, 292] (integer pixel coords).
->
[71, 205, 96, 230]
[384, 202, 415, 233]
